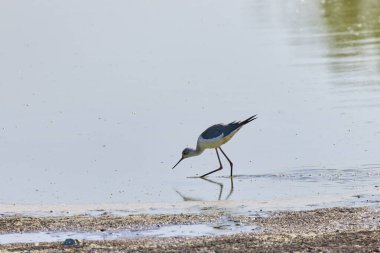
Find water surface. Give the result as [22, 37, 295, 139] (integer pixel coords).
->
[0, 0, 379, 207]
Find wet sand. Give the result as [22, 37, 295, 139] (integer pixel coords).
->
[1, 206, 380, 252]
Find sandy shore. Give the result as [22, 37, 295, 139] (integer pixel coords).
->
[1, 206, 380, 252]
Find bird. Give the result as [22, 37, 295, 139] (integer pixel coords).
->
[172, 115, 257, 178]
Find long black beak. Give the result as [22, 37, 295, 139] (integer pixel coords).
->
[172, 157, 184, 169]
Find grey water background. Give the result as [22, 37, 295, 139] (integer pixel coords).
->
[0, 0, 379, 205]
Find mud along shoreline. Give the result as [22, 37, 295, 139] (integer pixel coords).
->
[1, 206, 380, 252]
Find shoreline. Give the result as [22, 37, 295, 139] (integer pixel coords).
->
[0, 188, 377, 216]
[1, 206, 379, 252]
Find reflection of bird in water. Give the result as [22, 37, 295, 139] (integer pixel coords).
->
[172, 115, 257, 178]
[174, 190, 202, 202]
[175, 177, 234, 201]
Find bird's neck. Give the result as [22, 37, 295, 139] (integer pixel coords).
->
[190, 146, 204, 157]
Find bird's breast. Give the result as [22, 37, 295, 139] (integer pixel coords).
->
[197, 133, 224, 149]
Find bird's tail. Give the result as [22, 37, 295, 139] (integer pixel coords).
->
[239, 115, 257, 126]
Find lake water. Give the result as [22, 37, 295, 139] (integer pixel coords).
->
[0, 0, 379, 207]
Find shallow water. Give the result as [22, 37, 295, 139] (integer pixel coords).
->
[0, 0, 379, 207]
[0, 223, 257, 244]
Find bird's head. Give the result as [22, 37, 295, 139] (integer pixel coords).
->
[172, 147, 196, 169]
[181, 147, 194, 159]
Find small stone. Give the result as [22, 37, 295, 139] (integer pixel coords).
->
[63, 238, 79, 246]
